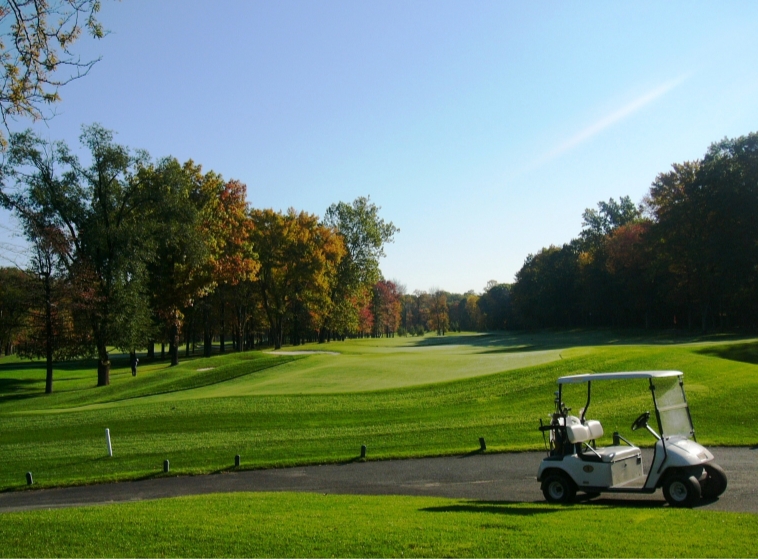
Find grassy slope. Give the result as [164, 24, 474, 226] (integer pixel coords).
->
[0, 332, 756, 491]
[1, 492, 757, 557]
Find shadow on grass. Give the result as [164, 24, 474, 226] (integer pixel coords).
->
[0, 377, 41, 404]
[419, 500, 559, 516]
[697, 341, 758, 365]
[406, 330, 753, 354]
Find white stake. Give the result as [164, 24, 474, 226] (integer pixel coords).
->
[105, 428, 113, 457]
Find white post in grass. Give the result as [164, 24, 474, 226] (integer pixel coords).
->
[105, 428, 113, 457]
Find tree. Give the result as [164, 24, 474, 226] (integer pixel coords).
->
[141, 160, 255, 366]
[322, 196, 397, 340]
[0, 266, 27, 355]
[372, 280, 401, 337]
[18, 222, 88, 392]
[427, 289, 449, 335]
[0, 0, 107, 145]
[579, 196, 640, 251]
[477, 282, 510, 330]
[249, 208, 344, 349]
[2, 125, 151, 385]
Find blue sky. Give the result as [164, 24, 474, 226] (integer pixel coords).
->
[2, 0, 757, 293]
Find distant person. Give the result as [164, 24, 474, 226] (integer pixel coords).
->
[130, 352, 139, 377]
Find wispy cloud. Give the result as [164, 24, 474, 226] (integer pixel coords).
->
[519, 76, 688, 175]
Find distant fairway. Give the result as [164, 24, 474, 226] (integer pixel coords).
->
[1, 331, 757, 492]
[194, 333, 562, 397]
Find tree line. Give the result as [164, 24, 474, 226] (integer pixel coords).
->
[505, 131, 758, 332]
[373, 130, 758, 338]
[2, 127, 756, 392]
[0, 125, 397, 390]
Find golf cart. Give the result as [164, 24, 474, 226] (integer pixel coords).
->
[537, 371, 727, 507]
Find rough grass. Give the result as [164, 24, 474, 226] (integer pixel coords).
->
[1, 491, 757, 557]
[1, 332, 756, 491]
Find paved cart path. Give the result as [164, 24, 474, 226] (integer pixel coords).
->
[1, 448, 756, 514]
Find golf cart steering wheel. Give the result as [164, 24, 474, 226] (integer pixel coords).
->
[631, 411, 651, 431]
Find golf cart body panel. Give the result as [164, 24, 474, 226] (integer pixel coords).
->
[537, 371, 725, 506]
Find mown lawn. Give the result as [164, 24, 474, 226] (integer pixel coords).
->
[1, 331, 756, 491]
[1, 491, 757, 557]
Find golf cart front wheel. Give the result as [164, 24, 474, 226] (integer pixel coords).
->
[663, 474, 701, 507]
[701, 463, 727, 499]
[542, 473, 576, 504]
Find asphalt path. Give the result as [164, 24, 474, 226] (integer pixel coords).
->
[1, 448, 755, 514]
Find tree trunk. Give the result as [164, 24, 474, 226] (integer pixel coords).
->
[203, 305, 212, 357]
[44, 275, 54, 394]
[220, 302, 226, 354]
[97, 343, 110, 386]
[147, 340, 155, 359]
[169, 319, 179, 367]
[274, 317, 283, 350]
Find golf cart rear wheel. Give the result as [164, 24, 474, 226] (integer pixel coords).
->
[663, 473, 701, 507]
[542, 473, 576, 504]
[701, 463, 728, 499]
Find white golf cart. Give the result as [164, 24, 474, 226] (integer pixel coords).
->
[536, 371, 727, 507]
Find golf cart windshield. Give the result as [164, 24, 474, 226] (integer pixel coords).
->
[652, 374, 694, 438]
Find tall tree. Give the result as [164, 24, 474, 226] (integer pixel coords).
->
[18, 222, 88, 392]
[2, 125, 151, 385]
[322, 196, 397, 340]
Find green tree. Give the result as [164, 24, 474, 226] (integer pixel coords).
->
[2, 125, 151, 385]
[322, 196, 397, 340]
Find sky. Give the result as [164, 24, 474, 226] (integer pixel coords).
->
[2, 0, 758, 293]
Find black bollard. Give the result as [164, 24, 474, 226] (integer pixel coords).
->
[235, 454, 241, 467]
[360, 445, 367, 459]
[479, 437, 487, 451]
[163, 459, 170, 473]
[26, 472, 33, 485]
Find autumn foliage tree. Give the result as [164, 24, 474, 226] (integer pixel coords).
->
[249, 208, 344, 349]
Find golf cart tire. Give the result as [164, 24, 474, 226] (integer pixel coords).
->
[541, 473, 576, 504]
[701, 463, 728, 499]
[662, 473, 701, 507]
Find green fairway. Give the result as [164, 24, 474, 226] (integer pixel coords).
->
[1, 491, 756, 557]
[1, 331, 757, 491]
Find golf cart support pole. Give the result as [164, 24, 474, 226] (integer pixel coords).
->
[649, 379, 668, 473]
[680, 376, 697, 442]
[581, 381, 591, 422]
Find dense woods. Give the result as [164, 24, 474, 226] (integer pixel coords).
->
[2, 126, 757, 390]
[507, 132, 758, 332]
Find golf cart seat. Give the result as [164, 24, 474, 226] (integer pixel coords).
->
[567, 419, 641, 463]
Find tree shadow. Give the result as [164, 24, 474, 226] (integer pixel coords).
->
[405, 330, 753, 354]
[419, 500, 560, 516]
[697, 341, 758, 365]
[0, 377, 39, 404]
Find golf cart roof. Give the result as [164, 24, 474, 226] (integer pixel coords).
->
[557, 371, 683, 384]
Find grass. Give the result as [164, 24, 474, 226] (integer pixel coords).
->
[1, 491, 757, 557]
[1, 331, 757, 492]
